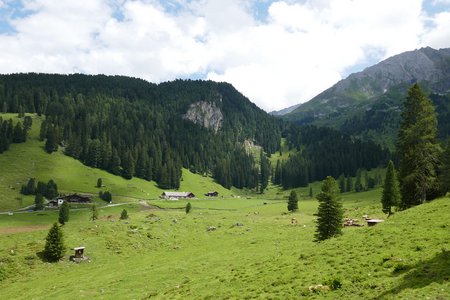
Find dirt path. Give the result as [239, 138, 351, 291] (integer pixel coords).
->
[0, 224, 50, 234]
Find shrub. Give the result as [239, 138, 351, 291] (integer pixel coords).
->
[120, 209, 128, 220]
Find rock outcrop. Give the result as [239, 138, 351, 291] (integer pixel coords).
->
[183, 101, 223, 133]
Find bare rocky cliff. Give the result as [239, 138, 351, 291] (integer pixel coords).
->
[183, 101, 223, 133]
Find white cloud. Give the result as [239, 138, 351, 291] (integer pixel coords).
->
[0, 0, 449, 111]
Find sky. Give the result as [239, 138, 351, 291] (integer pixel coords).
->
[0, 0, 450, 112]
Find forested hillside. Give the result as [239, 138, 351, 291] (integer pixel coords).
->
[0, 74, 281, 190]
[0, 73, 390, 191]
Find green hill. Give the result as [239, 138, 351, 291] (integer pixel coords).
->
[0, 183, 448, 299]
[0, 113, 234, 211]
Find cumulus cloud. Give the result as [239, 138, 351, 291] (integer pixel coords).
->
[0, 0, 449, 111]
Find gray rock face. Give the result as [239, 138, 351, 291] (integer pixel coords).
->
[183, 101, 223, 133]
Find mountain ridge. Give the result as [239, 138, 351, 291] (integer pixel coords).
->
[282, 46, 450, 147]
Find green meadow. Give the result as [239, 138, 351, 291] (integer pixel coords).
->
[0, 113, 449, 299]
[0, 191, 449, 299]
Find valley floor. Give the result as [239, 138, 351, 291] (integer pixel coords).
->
[0, 191, 449, 299]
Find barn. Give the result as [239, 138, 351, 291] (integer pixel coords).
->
[161, 191, 195, 200]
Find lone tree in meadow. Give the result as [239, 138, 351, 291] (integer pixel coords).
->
[287, 190, 298, 212]
[34, 193, 44, 211]
[91, 204, 98, 221]
[43, 222, 65, 262]
[315, 176, 343, 242]
[381, 160, 401, 216]
[185, 202, 192, 214]
[96, 178, 102, 188]
[309, 186, 313, 198]
[120, 209, 128, 220]
[58, 201, 70, 225]
[398, 84, 440, 208]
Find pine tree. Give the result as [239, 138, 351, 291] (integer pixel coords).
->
[120, 209, 128, 220]
[96, 178, 102, 188]
[314, 176, 343, 242]
[185, 202, 192, 214]
[398, 84, 440, 208]
[58, 201, 70, 225]
[45, 125, 58, 153]
[287, 190, 298, 212]
[34, 193, 44, 211]
[309, 186, 313, 198]
[346, 176, 353, 192]
[45, 179, 58, 199]
[43, 222, 65, 262]
[91, 204, 98, 221]
[381, 160, 400, 216]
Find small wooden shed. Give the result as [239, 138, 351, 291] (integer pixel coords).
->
[73, 246, 85, 259]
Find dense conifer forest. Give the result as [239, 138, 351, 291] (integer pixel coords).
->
[0, 73, 390, 190]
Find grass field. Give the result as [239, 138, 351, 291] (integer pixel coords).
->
[0, 188, 448, 299]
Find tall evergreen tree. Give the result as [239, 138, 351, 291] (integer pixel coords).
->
[398, 84, 440, 208]
[43, 222, 65, 262]
[346, 176, 353, 192]
[45, 125, 58, 153]
[287, 190, 298, 212]
[91, 204, 98, 221]
[309, 186, 313, 198]
[34, 193, 44, 211]
[314, 176, 343, 242]
[58, 201, 70, 225]
[381, 160, 401, 216]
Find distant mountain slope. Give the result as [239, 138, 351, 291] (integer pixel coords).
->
[0, 74, 282, 190]
[269, 103, 301, 116]
[283, 47, 450, 147]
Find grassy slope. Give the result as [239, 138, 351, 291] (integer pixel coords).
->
[0, 113, 234, 211]
[0, 188, 448, 299]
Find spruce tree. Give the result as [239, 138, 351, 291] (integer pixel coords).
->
[58, 201, 70, 225]
[287, 190, 298, 212]
[315, 176, 343, 242]
[398, 84, 440, 208]
[185, 202, 192, 214]
[96, 178, 102, 188]
[120, 209, 128, 220]
[381, 160, 400, 216]
[346, 176, 353, 192]
[34, 193, 44, 211]
[91, 204, 98, 221]
[309, 186, 313, 198]
[43, 222, 65, 262]
[45, 125, 58, 153]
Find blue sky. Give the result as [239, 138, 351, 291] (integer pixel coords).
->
[0, 0, 449, 111]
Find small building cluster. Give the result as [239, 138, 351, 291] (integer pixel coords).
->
[161, 191, 195, 200]
[48, 194, 92, 207]
[160, 191, 219, 200]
